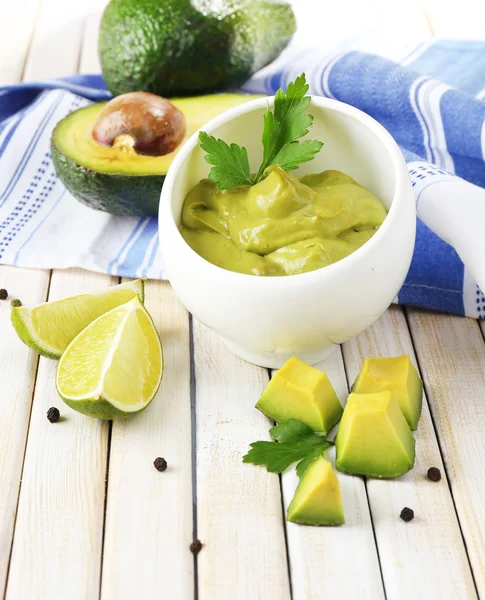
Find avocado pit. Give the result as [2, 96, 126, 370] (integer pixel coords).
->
[92, 91, 186, 156]
[50, 93, 257, 216]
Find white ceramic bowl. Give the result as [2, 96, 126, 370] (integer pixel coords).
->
[159, 96, 415, 368]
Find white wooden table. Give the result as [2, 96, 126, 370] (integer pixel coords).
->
[1, 1, 485, 598]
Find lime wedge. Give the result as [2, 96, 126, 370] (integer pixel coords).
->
[56, 297, 163, 419]
[11, 279, 144, 359]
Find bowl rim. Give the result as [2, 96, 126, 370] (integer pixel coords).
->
[159, 95, 412, 287]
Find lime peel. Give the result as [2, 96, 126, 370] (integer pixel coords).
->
[11, 279, 145, 359]
[56, 297, 163, 420]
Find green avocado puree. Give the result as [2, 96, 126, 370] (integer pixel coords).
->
[180, 166, 387, 276]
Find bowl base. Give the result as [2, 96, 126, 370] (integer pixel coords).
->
[222, 339, 338, 369]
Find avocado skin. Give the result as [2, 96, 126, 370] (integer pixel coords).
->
[98, 0, 296, 97]
[51, 142, 163, 217]
[335, 460, 414, 480]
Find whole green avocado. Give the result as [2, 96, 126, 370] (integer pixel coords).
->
[98, 0, 296, 97]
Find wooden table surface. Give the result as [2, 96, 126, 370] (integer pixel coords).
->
[1, 1, 485, 599]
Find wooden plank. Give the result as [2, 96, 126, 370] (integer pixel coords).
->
[78, 0, 107, 76]
[187, 0, 429, 599]
[79, 0, 108, 75]
[422, 0, 485, 37]
[281, 349, 385, 600]
[480, 318, 485, 341]
[291, 0, 430, 50]
[0, 267, 49, 595]
[193, 320, 291, 600]
[22, 0, 88, 81]
[5, 269, 114, 600]
[408, 309, 485, 595]
[83, 11, 192, 594]
[100, 281, 194, 599]
[0, 0, 56, 593]
[0, 0, 42, 84]
[81, 7, 192, 598]
[4, 1, 115, 597]
[342, 306, 477, 600]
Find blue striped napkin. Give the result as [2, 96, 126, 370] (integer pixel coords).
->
[1, 40, 485, 318]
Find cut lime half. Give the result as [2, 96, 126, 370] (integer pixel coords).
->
[11, 279, 144, 359]
[56, 297, 163, 419]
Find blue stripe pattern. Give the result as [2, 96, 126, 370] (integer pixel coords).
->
[440, 91, 485, 187]
[13, 189, 67, 264]
[106, 217, 149, 275]
[326, 53, 430, 161]
[117, 217, 157, 276]
[142, 237, 160, 278]
[410, 41, 485, 94]
[1, 40, 485, 317]
[0, 93, 64, 206]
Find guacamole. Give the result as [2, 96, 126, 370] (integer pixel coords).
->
[180, 166, 387, 276]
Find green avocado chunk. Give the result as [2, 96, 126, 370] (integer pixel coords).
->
[180, 166, 387, 276]
[51, 94, 257, 216]
[352, 356, 423, 430]
[287, 456, 345, 526]
[256, 357, 343, 434]
[336, 391, 415, 478]
[99, 0, 296, 97]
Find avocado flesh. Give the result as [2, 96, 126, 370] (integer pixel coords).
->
[352, 356, 423, 430]
[51, 94, 258, 216]
[287, 457, 345, 526]
[99, 0, 296, 97]
[336, 392, 415, 478]
[256, 357, 343, 434]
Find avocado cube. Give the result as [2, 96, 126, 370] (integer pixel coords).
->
[287, 456, 345, 526]
[352, 356, 423, 430]
[256, 357, 343, 434]
[336, 391, 415, 478]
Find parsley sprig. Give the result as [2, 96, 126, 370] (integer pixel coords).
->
[199, 74, 323, 190]
[242, 419, 333, 475]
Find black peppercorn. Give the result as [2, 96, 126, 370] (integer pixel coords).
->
[0, 289, 8, 300]
[153, 457, 168, 472]
[10, 299, 22, 307]
[47, 407, 60, 423]
[400, 507, 414, 522]
[190, 539, 203, 554]
[427, 467, 441, 482]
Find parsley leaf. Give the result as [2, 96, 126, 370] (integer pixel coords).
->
[271, 140, 324, 171]
[296, 447, 325, 478]
[256, 74, 314, 181]
[243, 419, 333, 473]
[242, 441, 322, 473]
[270, 419, 323, 444]
[198, 131, 254, 189]
[198, 72, 323, 189]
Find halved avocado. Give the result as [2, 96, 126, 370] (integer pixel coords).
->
[51, 94, 259, 217]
